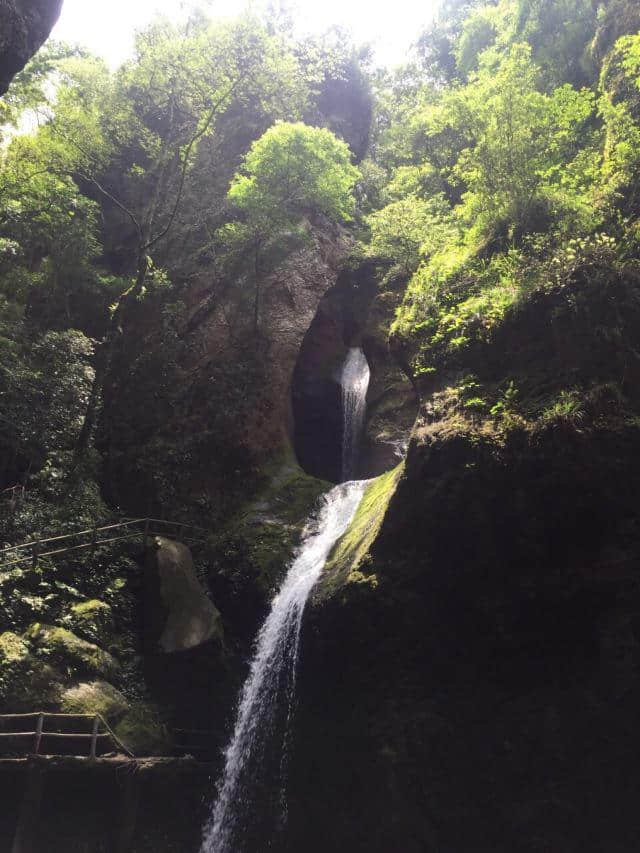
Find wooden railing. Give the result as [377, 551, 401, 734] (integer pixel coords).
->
[0, 712, 133, 758]
[0, 517, 208, 571]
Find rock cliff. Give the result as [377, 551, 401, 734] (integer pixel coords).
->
[0, 0, 62, 94]
[287, 259, 640, 852]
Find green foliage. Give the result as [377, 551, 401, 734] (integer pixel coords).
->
[366, 194, 458, 274]
[60, 680, 129, 719]
[541, 389, 586, 424]
[225, 120, 359, 328]
[511, 0, 598, 87]
[599, 33, 640, 205]
[114, 702, 171, 756]
[0, 327, 96, 479]
[456, 7, 499, 77]
[490, 380, 520, 417]
[228, 121, 360, 226]
[451, 44, 596, 240]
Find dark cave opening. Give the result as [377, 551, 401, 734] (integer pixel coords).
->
[291, 263, 378, 483]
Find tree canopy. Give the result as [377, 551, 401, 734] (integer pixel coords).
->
[229, 121, 360, 226]
[2, 0, 640, 517]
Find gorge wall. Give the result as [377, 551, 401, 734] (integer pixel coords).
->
[0, 0, 62, 94]
[285, 261, 640, 853]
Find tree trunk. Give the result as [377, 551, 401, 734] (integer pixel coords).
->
[72, 252, 149, 466]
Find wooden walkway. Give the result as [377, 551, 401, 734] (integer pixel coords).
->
[0, 517, 208, 571]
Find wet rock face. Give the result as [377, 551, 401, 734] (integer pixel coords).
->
[0, 0, 63, 94]
[292, 260, 412, 483]
[288, 264, 640, 852]
[191, 219, 353, 462]
[287, 423, 640, 853]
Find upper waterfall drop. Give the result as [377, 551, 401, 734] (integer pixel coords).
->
[200, 479, 368, 853]
[340, 347, 370, 481]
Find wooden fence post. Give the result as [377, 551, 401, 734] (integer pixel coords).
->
[31, 543, 38, 569]
[33, 714, 43, 756]
[90, 715, 99, 759]
[90, 716, 100, 758]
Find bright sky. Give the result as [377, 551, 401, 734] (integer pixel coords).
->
[51, 0, 439, 69]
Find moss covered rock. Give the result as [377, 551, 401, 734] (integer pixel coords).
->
[26, 623, 119, 679]
[60, 680, 129, 721]
[316, 464, 403, 601]
[0, 631, 64, 710]
[66, 599, 114, 646]
[0, 631, 28, 664]
[207, 456, 329, 642]
[114, 703, 171, 756]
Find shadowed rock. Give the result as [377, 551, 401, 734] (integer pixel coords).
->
[0, 0, 63, 95]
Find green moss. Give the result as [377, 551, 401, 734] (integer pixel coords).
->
[251, 449, 330, 523]
[317, 464, 403, 600]
[67, 599, 114, 645]
[0, 630, 64, 711]
[26, 623, 119, 679]
[60, 680, 129, 720]
[209, 455, 330, 596]
[0, 631, 28, 664]
[114, 703, 171, 756]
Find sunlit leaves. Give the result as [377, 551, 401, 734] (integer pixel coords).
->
[228, 121, 361, 226]
[366, 194, 458, 274]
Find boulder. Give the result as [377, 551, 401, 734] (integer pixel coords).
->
[0, 632, 63, 709]
[60, 680, 129, 721]
[146, 537, 223, 654]
[67, 599, 114, 646]
[26, 623, 119, 679]
[114, 703, 171, 756]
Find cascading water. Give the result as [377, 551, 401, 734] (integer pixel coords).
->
[340, 347, 370, 481]
[201, 346, 370, 852]
[201, 479, 368, 853]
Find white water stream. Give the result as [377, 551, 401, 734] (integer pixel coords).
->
[340, 347, 370, 481]
[201, 346, 371, 853]
[201, 480, 368, 852]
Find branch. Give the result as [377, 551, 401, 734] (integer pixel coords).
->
[47, 120, 143, 242]
[145, 76, 245, 252]
[78, 172, 142, 240]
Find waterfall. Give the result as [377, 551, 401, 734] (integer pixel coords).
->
[340, 347, 370, 481]
[201, 479, 368, 853]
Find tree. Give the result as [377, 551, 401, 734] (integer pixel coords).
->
[599, 33, 640, 209]
[225, 121, 360, 329]
[22, 17, 308, 461]
[447, 44, 595, 240]
[366, 194, 457, 274]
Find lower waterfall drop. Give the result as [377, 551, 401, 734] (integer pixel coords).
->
[201, 479, 368, 853]
[340, 347, 370, 481]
